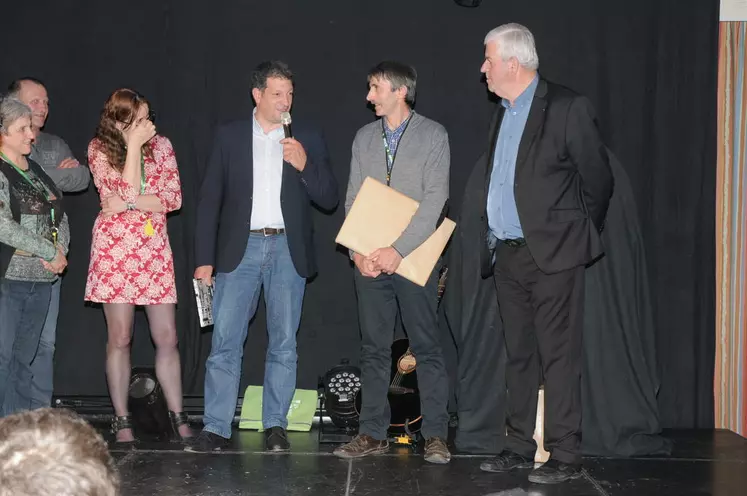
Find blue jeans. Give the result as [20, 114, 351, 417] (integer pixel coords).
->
[203, 233, 306, 438]
[0, 279, 52, 417]
[29, 279, 59, 409]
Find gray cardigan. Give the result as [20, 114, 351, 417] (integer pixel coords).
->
[345, 112, 450, 257]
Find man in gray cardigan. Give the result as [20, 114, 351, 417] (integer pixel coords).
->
[334, 61, 451, 464]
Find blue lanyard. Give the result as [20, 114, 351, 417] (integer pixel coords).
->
[380, 114, 412, 186]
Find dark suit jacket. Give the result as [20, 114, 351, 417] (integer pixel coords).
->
[195, 120, 338, 278]
[479, 78, 614, 277]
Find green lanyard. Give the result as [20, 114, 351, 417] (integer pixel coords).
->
[140, 152, 146, 194]
[0, 152, 58, 246]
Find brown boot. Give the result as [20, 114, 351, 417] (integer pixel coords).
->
[333, 434, 389, 459]
[424, 437, 451, 464]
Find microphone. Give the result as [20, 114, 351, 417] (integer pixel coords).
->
[280, 111, 293, 139]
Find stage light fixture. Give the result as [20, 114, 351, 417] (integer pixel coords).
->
[128, 367, 173, 441]
[321, 360, 362, 431]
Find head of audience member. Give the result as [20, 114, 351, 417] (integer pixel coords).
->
[7, 77, 49, 132]
[365, 61, 417, 119]
[0, 95, 34, 163]
[481, 23, 539, 103]
[0, 408, 120, 496]
[94, 88, 153, 172]
[250, 60, 294, 130]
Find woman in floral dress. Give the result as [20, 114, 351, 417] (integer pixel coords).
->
[86, 88, 191, 444]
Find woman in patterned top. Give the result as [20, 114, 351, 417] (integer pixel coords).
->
[0, 96, 69, 417]
[85, 89, 191, 444]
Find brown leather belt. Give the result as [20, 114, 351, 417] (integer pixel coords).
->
[250, 227, 285, 236]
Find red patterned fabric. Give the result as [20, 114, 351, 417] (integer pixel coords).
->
[84, 135, 182, 305]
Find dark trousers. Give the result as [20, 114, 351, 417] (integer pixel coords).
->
[493, 243, 584, 464]
[354, 268, 449, 441]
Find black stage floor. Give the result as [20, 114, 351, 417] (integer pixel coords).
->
[106, 426, 747, 495]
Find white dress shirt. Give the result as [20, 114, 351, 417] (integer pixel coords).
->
[250, 110, 285, 229]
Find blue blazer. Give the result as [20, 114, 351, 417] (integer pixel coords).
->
[195, 119, 338, 278]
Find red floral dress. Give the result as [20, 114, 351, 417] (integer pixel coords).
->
[84, 135, 182, 305]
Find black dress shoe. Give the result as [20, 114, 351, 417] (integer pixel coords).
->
[184, 430, 229, 453]
[528, 459, 582, 484]
[265, 427, 290, 452]
[480, 450, 534, 472]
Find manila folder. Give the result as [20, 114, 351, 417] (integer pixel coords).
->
[335, 176, 456, 287]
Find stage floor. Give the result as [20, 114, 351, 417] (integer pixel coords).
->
[106, 427, 747, 495]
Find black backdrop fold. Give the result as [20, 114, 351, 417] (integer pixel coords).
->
[1, 0, 715, 431]
[443, 149, 673, 456]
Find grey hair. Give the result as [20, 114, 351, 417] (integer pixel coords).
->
[0, 408, 120, 496]
[0, 96, 32, 135]
[484, 23, 539, 71]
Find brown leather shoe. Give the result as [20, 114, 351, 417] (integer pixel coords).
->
[424, 437, 451, 464]
[333, 434, 389, 459]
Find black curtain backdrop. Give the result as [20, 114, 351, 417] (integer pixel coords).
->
[1, 0, 716, 429]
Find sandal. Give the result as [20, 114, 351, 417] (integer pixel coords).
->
[169, 411, 193, 442]
[111, 414, 137, 446]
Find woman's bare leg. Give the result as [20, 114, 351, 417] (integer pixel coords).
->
[103, 303, 135, 442]
[145, 303, 191, 437]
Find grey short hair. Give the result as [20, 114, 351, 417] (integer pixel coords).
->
[0, 408, 120, 496]
[0, 96, 32, 135]
[484, 23, 539, 71]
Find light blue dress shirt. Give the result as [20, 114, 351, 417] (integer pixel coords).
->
[487, 75, 539, 240]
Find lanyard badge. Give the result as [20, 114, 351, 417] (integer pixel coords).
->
[0, 152, 58, 245]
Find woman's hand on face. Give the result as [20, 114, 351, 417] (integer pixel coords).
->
[123, 118, 156, 149]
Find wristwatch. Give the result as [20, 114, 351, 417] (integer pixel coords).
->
[126, 202, 136, 211]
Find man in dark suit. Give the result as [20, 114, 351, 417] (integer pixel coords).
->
[188, 61, 338, 453]
[474, 24, 613, 484]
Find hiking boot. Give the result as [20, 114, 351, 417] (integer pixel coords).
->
[333, 434, 389, 459]
[424, 437, 451, 464]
